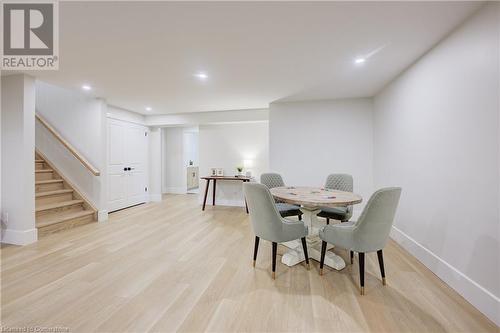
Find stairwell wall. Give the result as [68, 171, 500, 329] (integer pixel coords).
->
[35, 81, 108, 220]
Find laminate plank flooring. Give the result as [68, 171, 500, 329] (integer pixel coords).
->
[1, 194, 497, 332]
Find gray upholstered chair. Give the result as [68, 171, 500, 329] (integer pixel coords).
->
[319, 187, 402, 295]
[318, 174, 354, 224]
[243, 183, 309, 279]
[260, 173, 302, 220]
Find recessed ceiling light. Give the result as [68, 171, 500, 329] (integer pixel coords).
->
[194, 72, 208, 80]
[82, 84, 92, 91]
[354, 58, 366, 65]
[145, 106, 152, 111]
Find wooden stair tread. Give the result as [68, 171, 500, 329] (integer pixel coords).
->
[34, 150, 98, 236]
[36, 179, 63, 184]
[36, 210, 94, 228]
[36, 189, 73, 198]
[36, 200, 84, 212]
[35, 169, 53, 173]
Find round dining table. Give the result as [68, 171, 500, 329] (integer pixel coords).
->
[270, 186, 362, 270]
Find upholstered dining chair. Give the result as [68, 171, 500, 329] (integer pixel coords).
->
[318, 174, 354, 224]
[319, 187, 402, 295]
[243, 183, 310, 279]
[260, 173, 302, 220]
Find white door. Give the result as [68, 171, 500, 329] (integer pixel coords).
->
[108, 118, 148, 212]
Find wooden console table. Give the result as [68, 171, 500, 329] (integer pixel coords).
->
[201, 176, 252, 213]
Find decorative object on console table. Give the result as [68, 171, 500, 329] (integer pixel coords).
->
[201, 175, 252, 213]
[216, 168, 224, 176]
[210, 168, 217, 176]
[236, 166, 244, 176]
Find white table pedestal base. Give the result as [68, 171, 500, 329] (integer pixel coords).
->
[281, 207, 346, 271]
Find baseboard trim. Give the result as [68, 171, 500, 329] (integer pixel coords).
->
[390, 226, 500, 326]
[164, 187, 186, 194]
[98, 210, 108, 222]
[1, 228, 38, 245]
[149, 194, 162, 202]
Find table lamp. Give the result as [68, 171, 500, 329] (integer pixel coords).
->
[243, 159, 254, 177]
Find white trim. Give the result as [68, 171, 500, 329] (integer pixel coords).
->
[106, 113, 146, 126]
[149, 194, 162, 202]
[164, 187, 186, 194]
[1, 228, 38, 245]
[98, 210, 108, 222]
[390, 226, 500, 326]
[204, 120, 269, 126]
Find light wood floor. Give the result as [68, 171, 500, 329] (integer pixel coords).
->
[1, 194, 497, 332]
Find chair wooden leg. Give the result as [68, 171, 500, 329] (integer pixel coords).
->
[271, 242, 277, 279]
[298, 214, 302, 221]
[326, 218, 330, 225]
[319, 241, 327, 275]
[301, 237, 310, 270]
[359, 252, 365, 295]
[377, 249, 386, 285]
[350, 251, 354, 265]
[253, 236, 259, 267]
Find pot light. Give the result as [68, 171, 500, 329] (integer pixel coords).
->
[81, 84, 92, 91]
[194, 72, 208, 80]
[145, 106, 152, 112]
[354, 58, 366, 65]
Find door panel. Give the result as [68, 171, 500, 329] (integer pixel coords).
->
[127, 171, 147, 206]
[108, 123, 125, 166]
[108, 174, 127, 212]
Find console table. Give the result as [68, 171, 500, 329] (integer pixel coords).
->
[201, 176, 252, 213]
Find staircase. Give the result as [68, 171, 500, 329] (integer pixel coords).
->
[35, 151, 97, 236]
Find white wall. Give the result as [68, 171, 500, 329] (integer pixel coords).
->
[161, 127, 200, 194]
[149, 127, 162, 202]
[183, 129, 199, 167]
[162, 127, 187, 194]
[373, 3, 499, 325]
[199, 122, 269, 206]
[269, 99, 373, 213]
[147, 108, 268, 127]
[36, 81, 103, 168]
[1, 74, 37, 245]
[35, 81, 106, 214]
[0, 76, 2, 238]
[107, 105, 146, 125]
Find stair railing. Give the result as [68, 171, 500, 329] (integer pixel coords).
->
[35, 114, 100, 176]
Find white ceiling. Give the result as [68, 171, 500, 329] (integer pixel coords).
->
[21, 1, 481, 115]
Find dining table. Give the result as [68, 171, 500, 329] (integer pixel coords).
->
[270, 186, 362, 270]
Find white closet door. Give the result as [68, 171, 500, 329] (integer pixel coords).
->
[125, 125, 148, 206]
[108, 120, 128, 212]
[107, 118, 148, 212]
